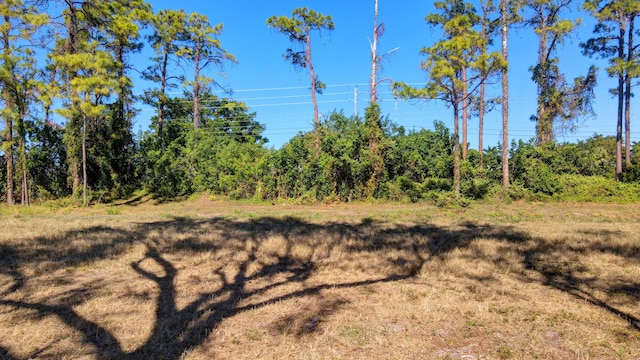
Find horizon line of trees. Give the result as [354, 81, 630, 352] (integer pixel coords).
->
[1, 0, 639, 206]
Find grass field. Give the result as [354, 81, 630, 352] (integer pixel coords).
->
[0, 196, 639, 359]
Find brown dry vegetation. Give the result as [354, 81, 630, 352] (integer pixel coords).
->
[0, 197, 639, 359]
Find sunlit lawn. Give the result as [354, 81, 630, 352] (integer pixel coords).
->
[0, 196, 639, 359]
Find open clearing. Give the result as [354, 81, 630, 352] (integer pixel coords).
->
[0, 197, 639, 359]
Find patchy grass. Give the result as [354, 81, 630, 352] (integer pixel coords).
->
[0, 197, 639, 359]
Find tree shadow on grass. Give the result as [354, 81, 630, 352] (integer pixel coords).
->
[0, 214, 638, 358]
[0, 244, 23, 298]
[522, 234, 640, 331]
[0, 346, 16, 360]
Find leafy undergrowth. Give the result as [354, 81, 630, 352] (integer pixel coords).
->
[0, 197, 639, 359]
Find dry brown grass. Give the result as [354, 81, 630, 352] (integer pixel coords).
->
[0, 197, 639, 359]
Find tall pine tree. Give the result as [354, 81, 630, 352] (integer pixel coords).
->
[394, 0, 505, 200]
[180, 13, 236, 129]
[526, 0, 597, 145]
[267, 8, 334, 152]
[582, 0, 640, 180]
[0, 0, 48, 205]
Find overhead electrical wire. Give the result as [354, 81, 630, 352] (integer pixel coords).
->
[135, 82, 635, 142]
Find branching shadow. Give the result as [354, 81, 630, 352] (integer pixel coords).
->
[0, 244, 23, 297]
[0, 213, 638, 358]
[522, 236, 640, 330]
[0, 345, 17, 360]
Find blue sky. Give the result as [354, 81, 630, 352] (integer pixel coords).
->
[134, 0, 635, 149]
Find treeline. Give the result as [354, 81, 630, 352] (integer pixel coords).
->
[135, 102, 640, 204]
[5, 95, 639, 205]
[1, 0, 639, 206]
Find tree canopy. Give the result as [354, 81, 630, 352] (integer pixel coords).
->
[0, 1, 638, 206]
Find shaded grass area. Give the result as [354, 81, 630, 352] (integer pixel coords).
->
[0, 201, 639, 359]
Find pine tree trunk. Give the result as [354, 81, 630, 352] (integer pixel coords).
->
[535, 5, 550, 145]
[158, 51, 168, 142]
[193, 49, 201, 129]
[82, 112, 88, 206]
[462, 65, 468, 161]
[479, 0, 488, 170]
[453, 101, 461, 201]
[367, 0, 384, 197]
[113, 43, 128, 188]
[615, 16, 625, 181]
[501, 0, 510, 189]
[479, 79, 485, 170]
[624, 15, 634, 167]
[4, 114, 14, 205]
[116, 45, 126, 125]
[21, 164, 29, 206]
[63, 1, 81, 196]
[307, 32, 319, 128]
[71, 149, 81, 196]
[306, 29, 320, 153]
[2, 16, 14, 205]
[18, 104, 29, 206]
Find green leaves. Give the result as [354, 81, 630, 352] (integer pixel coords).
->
[393, 0, 506, 201]
[581, 0, 640, 72]
[1, 0, 52, 204]
[267, 7, 334, 71]
[581, 0, 639, 177]
[267, 7, 334, 43]
[267, 7, 334, 128]
[53, 49, 118, 108]
[176, 11, 236, 128]
[138, 92, 267, 198]
[526, 0, 597, 144]
[180, 13, 235, 65]
[395, 0, 503, 103]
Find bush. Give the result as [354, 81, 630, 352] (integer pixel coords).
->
[229, 189, 244, 200]
[434, 191, 457, 207]
[462, 178, 493, 199]
[556, 175, 640, 202]
[421, 178, 452, 192]
[523, 159, 561, 196]
[397, 176, 421, 202]
[385, 180, 405, 202]
[507, 182, 531, 201]
[486, 182, 531, 202]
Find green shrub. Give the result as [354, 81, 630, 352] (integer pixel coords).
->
[557, 175, 640, 202]
[523, 160, 561, 196]
[486, 182, 531, 202]
[229, 189, 244, 200]
[385, 180, 403, 202]
[34, 186, 56, 202]
[432, 191, 469, 207]
[462, 178, 493, 199]
[507, 182, 531, 201]
[106, 206, 121, 215]
[396, 176, 421, 203]
[421, 177, 452, 192]
[295, 189, 318, 204]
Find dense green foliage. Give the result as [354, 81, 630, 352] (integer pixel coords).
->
[132, 102, 639, 204]
[137, 93, 266, 198]
[0, 1, 639, 206]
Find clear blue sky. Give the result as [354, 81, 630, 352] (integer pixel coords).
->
[134, 0, 635, 149]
